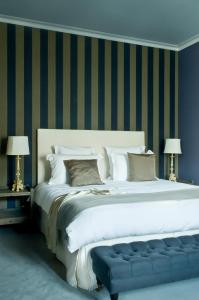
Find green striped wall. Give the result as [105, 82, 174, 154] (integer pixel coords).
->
[0, 23, 179, 193]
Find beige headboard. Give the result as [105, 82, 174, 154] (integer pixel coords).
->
[37, 129, 145, 184]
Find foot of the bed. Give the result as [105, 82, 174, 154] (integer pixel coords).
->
[110, 293, 118, 300]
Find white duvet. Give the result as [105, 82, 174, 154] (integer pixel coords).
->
[34, 180, 199, 253]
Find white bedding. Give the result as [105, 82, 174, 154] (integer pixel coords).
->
[34, 179, 197, 214]
[66, 195, 199, 253]
[34, 179, 199, 253]
[34, 180, 199, 290]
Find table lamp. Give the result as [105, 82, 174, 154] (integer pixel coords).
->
[6, 136, 30, 191]
[164, 138, 182, 182]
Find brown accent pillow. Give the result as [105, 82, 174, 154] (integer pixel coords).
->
[64, 159, 103, 187]
[128, 153, 157, 181]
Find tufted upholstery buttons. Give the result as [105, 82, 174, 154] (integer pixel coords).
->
[91, 234, 199, 296]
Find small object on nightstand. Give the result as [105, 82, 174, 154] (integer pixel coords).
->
[0, 187, 31, 225]
[6, 136, 30, 192]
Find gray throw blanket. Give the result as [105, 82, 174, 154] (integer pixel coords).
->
[47, 187, 199, 253]
[47, 189, 111, 252]
[57, 188, 199, 231]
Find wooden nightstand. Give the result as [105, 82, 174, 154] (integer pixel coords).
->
[0, 188, 31, 225]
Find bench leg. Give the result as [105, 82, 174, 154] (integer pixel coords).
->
[110, 293, 118, 300]
[95, 278, 103, 292]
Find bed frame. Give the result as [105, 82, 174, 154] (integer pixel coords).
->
[37, 129, 145, 184]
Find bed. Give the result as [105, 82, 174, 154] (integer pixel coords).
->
[33, 129, 199, 291]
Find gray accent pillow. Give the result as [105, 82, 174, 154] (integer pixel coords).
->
[64, 159, 103, 187]
[128, 153, 157, 181]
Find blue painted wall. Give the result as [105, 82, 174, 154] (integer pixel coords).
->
[179, 42, 199, 184]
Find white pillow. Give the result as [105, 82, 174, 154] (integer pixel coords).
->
[111, 153, 128, 181]
[111, 150, 154, 181]
[47, 154, 102, 185]
[111, 149, 154, 181]
[54, 145, 96, 155]
[106, 146, 146, 178]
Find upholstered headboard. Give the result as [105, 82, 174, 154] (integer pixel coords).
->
[37, 129, 145, 184]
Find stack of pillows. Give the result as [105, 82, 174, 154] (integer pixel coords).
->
[47, 145, 157, 187]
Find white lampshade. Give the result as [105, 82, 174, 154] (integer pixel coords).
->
[6, 136, 30, 155]
[164, 138, 182, 154]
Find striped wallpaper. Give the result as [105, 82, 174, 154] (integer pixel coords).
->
[0, 23, 179, 195]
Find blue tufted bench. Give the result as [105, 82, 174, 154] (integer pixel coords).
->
[91, 235, 199, 300]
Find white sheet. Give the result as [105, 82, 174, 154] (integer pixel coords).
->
[34, 179, 197, 213]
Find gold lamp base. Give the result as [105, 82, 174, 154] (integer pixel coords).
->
[169, 173, 177, 182]
[12, 155, 24, 192]
[168, 154, 177, 182]
[12, 179, 24, 192]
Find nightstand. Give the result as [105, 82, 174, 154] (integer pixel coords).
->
[0, 188, 31, 225]
[177, 179, 195, 185]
